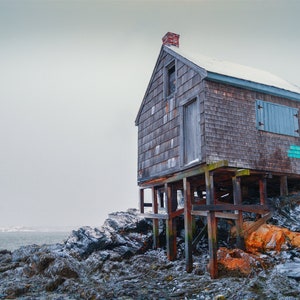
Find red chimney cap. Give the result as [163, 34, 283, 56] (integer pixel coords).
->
[162, 32, 180, 47]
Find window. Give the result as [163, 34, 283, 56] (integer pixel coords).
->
[167, 65, 176, 96]
[256, 100, 299, 137]
[165, 62, 176, 97]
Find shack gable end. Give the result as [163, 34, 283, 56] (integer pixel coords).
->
[137, 48, 205, 183]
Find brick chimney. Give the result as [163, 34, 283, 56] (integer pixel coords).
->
[162, 32, 180, 47]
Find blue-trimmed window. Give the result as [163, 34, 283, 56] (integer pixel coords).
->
[256, 100, 299, 137]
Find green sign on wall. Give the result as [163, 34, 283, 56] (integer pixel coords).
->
[288, 145, 300, 158]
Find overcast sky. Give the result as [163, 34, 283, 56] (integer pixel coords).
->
[0, 0, 299, 228]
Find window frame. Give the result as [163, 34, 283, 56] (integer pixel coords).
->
[256, 99, 299, 137]
[164, 60, 176, 98]
[180, 95, 201, 167]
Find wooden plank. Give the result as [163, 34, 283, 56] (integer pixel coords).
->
[141, 213, 169, 220]
[169, 208, 184, 218]
[184, 178, 193, 273]
[192, 204, 269, 214]
[192, 224, 207, 249]
[243, 212, 273, 238]
[166, 166, 206, 183]
[192, 211, 239, 220]
[139, 160, 229, 188]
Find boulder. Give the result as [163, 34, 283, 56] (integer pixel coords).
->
[217, 247, 263, 277]
[244, 223, 300, 253]
[64, 209, 152, 258]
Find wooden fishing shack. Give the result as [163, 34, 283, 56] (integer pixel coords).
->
[135, 32, 300, 278]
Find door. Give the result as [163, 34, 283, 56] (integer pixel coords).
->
[184, 99, 200, 165]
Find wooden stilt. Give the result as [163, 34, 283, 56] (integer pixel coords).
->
[152, 187, 159, 249]
[232, 176, 245, 250]
[259, 177, 267, 205]
[205, 170, 218, 279]
[280, 176, 288, 196]
[139, 188, 144, 213]
[183, 177, 193, 272]
[165, 183, 177, 261]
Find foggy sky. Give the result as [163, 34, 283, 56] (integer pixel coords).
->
[0, 0, 299, 227]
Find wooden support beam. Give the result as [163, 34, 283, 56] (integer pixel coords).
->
[207, 160, 228, 171]
[165, 183, 177, 261]
[192, 204, 269, 214]
[140, 160, 229, 188]
[141, 213, 168, 220]
[192, 211, 239, 220]
[232, 176, 245, 250]
[169, 208, 184, 219]
[192, 224, 207, 249]
[141, 209, 184, 220]
[152, 187, 159, 249]
[280, 176, 288, 196]
[243, 212, 273, 238]
[235, 169, 250, 177]
[139, 189, 144, 214]
[259, 177, 267, 205]
[205, 170, 218, 279]
[183, 177, 193, 273]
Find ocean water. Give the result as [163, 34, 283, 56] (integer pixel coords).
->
[0, 230, 71, 251]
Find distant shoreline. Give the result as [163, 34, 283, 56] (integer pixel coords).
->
[0, 230, 71, 251]
[0, 226, 77, 233]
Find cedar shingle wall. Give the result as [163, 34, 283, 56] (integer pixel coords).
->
[204, 81, 300, 174]
[137, 52, 204, 182]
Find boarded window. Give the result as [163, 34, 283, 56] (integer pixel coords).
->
[256, 100, 299, 137]
[184, 99, 200, 164]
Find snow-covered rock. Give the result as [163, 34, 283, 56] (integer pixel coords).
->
[0, 204, 299, 299]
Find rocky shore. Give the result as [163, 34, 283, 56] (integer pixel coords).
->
[0, 196, 300, 300]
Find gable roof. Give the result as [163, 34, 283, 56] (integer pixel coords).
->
[135, 45, 300, 125]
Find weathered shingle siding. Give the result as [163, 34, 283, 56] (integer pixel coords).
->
[204, 81, 300, 174]
[138, 50, 300, 184]
[137, 51, 205, 182]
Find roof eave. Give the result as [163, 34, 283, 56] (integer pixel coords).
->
[206, 72, 300, 102]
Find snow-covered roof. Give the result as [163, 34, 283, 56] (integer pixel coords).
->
[166, 45, 300, 95]
[135, 44, 300, 125]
